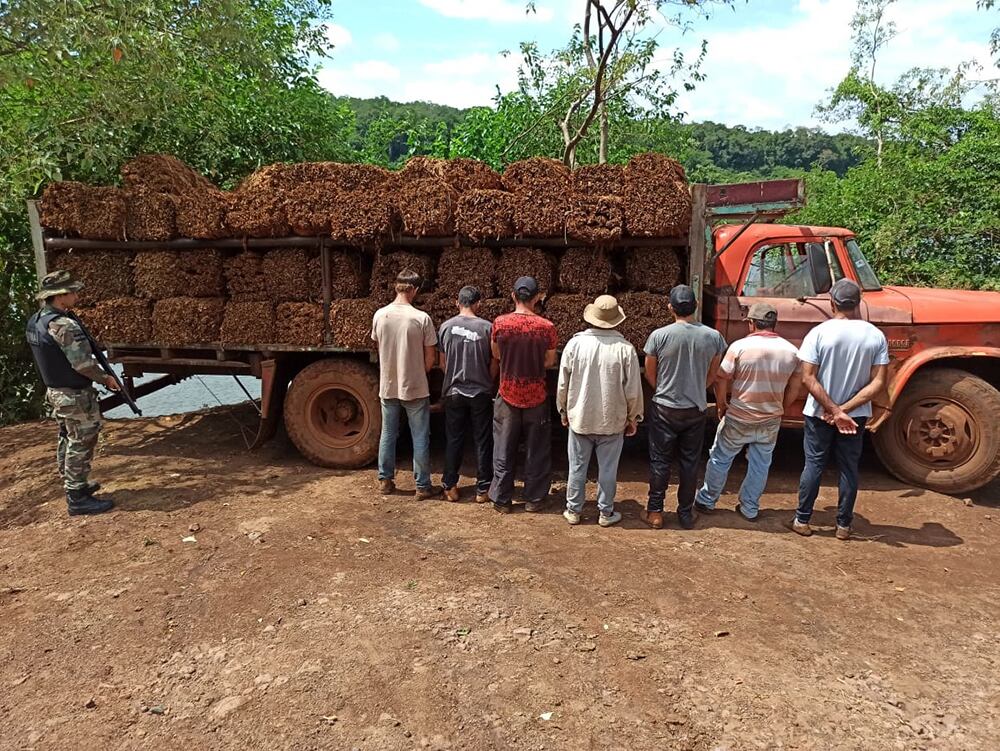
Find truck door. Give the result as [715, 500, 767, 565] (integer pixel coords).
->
[728, 239, 844, 348]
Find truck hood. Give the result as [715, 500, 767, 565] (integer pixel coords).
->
[881, 286, 1000, 325]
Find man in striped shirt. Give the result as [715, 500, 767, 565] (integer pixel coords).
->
[694, 302, 802, 520]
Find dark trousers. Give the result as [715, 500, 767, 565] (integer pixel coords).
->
[647, 404, 707, 514]
[489, 397, 552, 506]
[797, 416, 867, 528]
[443, 393, 494, 493]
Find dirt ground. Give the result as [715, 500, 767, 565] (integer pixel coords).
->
[1, 406, 998, 751]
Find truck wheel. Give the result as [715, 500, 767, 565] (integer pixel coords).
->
[284, 358, 381, 468]
[873, 368, 1000, 494]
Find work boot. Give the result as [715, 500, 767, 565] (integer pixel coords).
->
[524, 499, 548, 513]
[475, 492, 490, 504]
[677, 511, 696, 530]
[643, 510, 664, 529]
[379, 479, 395, 495]
[66, 488, 114, 516]
[493, 502, 513, 514]
[443, 486, 461, 502]
[414, 485, 443, 501]
[791, 519, 813, 537]
[835, 525, 851, 541]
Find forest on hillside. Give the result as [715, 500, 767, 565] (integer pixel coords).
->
[1, 0, 998, 423]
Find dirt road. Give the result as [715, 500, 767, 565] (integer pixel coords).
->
[1, 406, 998, 750]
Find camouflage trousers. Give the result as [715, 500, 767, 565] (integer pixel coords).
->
[45, 387, 102, 492]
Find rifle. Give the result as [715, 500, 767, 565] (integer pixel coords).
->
[69, 312, 143, 416]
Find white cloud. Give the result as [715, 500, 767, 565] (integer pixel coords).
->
[373, 32, 401, 52]
[323, 23, 353, 49]
[418, 0, 554, 23]
[316, 60, 402, 98]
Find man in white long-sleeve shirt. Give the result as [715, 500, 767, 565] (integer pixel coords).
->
[556, 295, 644, 527]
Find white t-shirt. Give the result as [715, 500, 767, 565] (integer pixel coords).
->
[797, 319, 889, 419]
[371, 303, 437, 401]
[721, 332, 801, 423]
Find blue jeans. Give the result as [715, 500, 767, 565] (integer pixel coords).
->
[695, 416, 780, 519]
[378, 397, 432, 491]
[796, 415, 868, 528]
[565, 430, 625, 516]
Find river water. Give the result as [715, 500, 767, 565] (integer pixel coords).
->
[103, 371, 261, 419]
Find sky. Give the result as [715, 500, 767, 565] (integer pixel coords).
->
[317, 0, 995, 132]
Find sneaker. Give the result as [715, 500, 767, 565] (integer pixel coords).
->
[735, 504, 758, 522]
[791, 519, 813, 536]
[835, 525, 851, 540]
[524, 499, 548, 513]
[563, 509, 581, 525]
[694, 502, 714, 515]
[598, 511, 622, 528]
[475, 492, 490, 504]
[643, 510, 664, 529]
[379, 479, 395, 495]
[443, 486, 461, 502]
[414, 486, 443, 501]
[493, 502, 513, 514]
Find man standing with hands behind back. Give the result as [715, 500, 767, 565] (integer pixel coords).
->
[642, 284, 727, 530]
[794, 278, 889, 540]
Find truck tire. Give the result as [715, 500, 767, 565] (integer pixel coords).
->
[284, 358, 381, 468]
[873, 368, 1000, 494]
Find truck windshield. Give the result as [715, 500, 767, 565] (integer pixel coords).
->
[845, 238, 882, 290]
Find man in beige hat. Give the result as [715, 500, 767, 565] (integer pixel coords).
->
[26, 270, 119, 516]
[556, 295, 643, 526]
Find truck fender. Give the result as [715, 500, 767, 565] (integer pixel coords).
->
[869, 345, 1000, 431]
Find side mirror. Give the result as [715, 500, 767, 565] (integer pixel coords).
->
[807, 242, 832, 295]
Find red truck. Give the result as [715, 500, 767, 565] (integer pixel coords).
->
[28, 178, 1000, 493]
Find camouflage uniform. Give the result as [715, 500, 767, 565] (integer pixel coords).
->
[42, 306, 105, 492]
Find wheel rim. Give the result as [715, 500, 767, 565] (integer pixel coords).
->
[304, 384, 371, 450]
[897, 396, 979, 470]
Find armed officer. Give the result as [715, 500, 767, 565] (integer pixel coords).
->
[26, 270, 119, 516]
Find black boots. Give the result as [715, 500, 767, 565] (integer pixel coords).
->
[66, 487, 114, 516]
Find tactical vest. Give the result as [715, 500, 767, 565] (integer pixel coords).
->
[26, 311, 92, 389]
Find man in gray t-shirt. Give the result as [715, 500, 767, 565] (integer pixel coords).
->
[642, 285, 727, 530]
[438, 286, 497, 502]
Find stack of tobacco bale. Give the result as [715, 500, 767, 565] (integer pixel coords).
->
[624, 246, 683, 293]
[435, 246, 495, 300]
[132, 250, 226, 343]
[52, 249, 134, 305]
[623, 153, 692, 237]
[330, 298, 380, 350]
[398, 157, 506, 238]
[327, 164, 397, 243]
[122, 154, 229, 240]
[152, 298, 225, 344]
[76, 298, 152, 344]
[557, 247, 610, 297]
[495, 247, 556, 295]
[566, 164, 625, 244]
[502, 157, 571, 238]
[221, 302, 276, 345]
[39, 183, 127, 241]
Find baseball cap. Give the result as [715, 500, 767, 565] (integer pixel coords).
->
[831, 278, 861, 309]
[669, 284, 697, 316]
[745, 302, 777, 323]
[513, 276, 539, 297]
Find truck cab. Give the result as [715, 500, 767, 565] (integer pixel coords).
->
[706, 221, 1000, 494]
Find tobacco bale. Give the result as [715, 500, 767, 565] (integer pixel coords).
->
[227, 164, 293, 238]
[221, 301, 276, 345]
[134, 249, 224, 299]
[477, 297, 514, 322]
[262, 248, 310, 302]
[224, 250, 269, 302]
[624, 247, 683, 293]
[565, 196, 623, 244]
[51, 249, 134, 305]
[502, 157, 570, 193]
[618, 292, 673, 351]
[152, 297, 224, 343]
[456, 189, 516, 241]
[402, 156, 503, 192]
[557, 248, 611, 296]
[174, 188, 232, 239]
[542, 294, 589, 348]
[276, 302, 325, 347]
[495, 247, 555, 295]
[435, 247, 496, 300]
[330, 298, 380, 350]
[284, 162, 342, 236]
[513, 193, 568, 238]
[370, 250, 436, 298]
[623, 152, 692, 237]
[39, 182, 126, 240]
[396, 177, 458, 237]
[329, 190, 395, 243]
[125, 186, 177, 241]
[121, 154, 216, 194]
[76, 298, 151, 344]
[571, 164, 625, 197]
[305, 251, 366, 300]
[330, 163, 393, 192]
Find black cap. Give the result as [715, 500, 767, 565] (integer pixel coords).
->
[513, 276, 539, 296]
[831, 278, 861, 310]
[669, 284, 697, 316]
